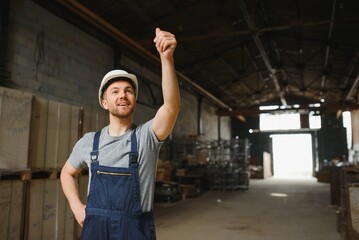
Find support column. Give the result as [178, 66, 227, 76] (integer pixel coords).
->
[197, 95, 203, 135]
[300, 113, 309, 129]
[218, 115, 221, 140]
[0, 0, 10, 81]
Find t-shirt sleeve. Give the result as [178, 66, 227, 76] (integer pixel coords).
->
[143, 119, 164, 146]
[68, 133, 94, 169]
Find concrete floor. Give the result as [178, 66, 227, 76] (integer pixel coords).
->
[154, 177, 341, 240]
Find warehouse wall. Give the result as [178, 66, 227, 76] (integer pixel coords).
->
[203, 102, 231, 140]
[6, 0, 113, 107]
[220, 115, 231, 140]
[5, 0, 231, 141]
[172, 90, 198, 137]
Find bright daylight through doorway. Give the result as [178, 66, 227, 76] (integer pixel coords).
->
[271, 134, 313, 178]
[259, 110, 352, 179]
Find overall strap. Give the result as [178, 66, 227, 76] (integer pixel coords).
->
[129, 129, 138, 165]
[91, 131, 101, 162]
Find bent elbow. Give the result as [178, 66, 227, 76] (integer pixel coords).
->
[176, 102, 181, 114]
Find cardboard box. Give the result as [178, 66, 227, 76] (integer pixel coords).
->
[156, 159, 173, 181]
[156, 168, 171, 181]
[176, 168, 187, 177]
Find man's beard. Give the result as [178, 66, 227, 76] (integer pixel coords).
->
[108, 105, 135, 119]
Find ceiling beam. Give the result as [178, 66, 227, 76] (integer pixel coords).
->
[239, 0, 287, 106]
[320, 0, 337, 97]
[243, 46, 266, 84]
[217, 103, 359, 117]
[345, 73, 359, 102]
[219, 57, 260, 105]
[257, 0, 293, 101]
[343, 50, 359, 102]
[175, 20, 332, 42]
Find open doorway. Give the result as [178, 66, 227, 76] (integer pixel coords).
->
[271, 134, 313, 178]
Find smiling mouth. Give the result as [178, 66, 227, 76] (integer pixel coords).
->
[117, 102, 129, 107]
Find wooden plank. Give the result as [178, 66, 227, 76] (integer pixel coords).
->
[0, 180, 24, 240]
[45, 101, 63, 168]
[0, 87, 32, 169]
[82, 108, 108, 135]
[70, 106, 81, 151]
[27, 179, 45, 239]
[29, 97, 48, 169]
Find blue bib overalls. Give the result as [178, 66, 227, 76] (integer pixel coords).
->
[81, 130, 156, 240]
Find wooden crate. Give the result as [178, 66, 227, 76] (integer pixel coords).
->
[29, 97, 80, 169]
[0, 87, 32, 169]
[0, 89, 108, 239]
[27, 178, 74, 240]
[179, 184, 199, 199]
[81, 108, 108, 135]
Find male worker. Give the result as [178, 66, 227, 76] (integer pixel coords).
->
[60, 27, 180, 240]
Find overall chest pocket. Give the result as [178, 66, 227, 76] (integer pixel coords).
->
[96, 170, 132, 177]
[91, 169, 136, 210]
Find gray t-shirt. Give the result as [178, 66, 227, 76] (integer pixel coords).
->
[68, 120, 162, 212]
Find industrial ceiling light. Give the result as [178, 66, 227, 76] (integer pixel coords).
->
[259, 105, 279, 111]
[270, 193, 288, 197]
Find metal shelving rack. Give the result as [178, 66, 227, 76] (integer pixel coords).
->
[205, 138, 251, 190]
[172, 136, 251, 191]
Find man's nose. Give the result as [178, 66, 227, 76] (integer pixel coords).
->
[118, 90, 126, 98]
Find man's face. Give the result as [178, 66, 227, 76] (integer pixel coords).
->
[101, 81, 136, 118]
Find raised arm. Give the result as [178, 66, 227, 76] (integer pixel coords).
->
[152, 28, 181, 141]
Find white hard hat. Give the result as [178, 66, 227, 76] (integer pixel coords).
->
[98, 69, 138, 108]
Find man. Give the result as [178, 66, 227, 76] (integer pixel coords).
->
[60, 28, 180, 240]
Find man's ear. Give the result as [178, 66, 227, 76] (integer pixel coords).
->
[101, 98, 109, 109]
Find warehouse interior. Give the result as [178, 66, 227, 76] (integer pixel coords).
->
[1, 0, 359, 239]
